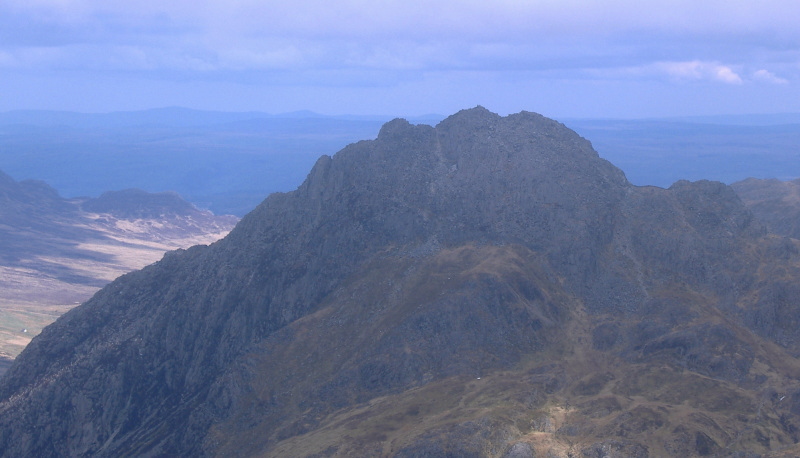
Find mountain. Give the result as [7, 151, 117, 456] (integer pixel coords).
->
[732, 177, 800, 240]
[1, 107, 800, 457]
[0, 171, 238, 364]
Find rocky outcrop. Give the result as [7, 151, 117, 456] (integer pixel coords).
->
[1, 107, 800, 457]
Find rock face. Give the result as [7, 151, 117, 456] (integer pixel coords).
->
[2, 107, 800, 457]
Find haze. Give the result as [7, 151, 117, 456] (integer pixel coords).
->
[2, 0, 799, 118]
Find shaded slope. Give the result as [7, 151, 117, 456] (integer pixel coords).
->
[82, 189, 198, 219]
[208, 243, 576, 456]
[733, 177, 800, 239]
[1, 108, 800, 457]
[0, 170, 92, 265]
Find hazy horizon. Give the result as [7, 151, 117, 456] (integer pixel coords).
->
[2, 106, 800, 125]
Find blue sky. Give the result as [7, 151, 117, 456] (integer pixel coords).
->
[1, 0, 799, 118]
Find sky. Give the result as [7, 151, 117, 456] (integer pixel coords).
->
[1, 0, 799, 119]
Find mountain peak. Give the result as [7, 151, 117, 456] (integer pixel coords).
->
[376, 117, 415, 138]
[438, 104, 499, 124]
[275, 107, 629, 257]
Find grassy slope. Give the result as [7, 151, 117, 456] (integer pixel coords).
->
[205, 244, 800, 457]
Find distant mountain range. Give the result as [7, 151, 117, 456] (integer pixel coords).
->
[1, 108, 797, 216]
[2, 108, 799, 457]
[0, 169, 237, 367]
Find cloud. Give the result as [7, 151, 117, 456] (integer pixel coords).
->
[2, 0, 799, 115]
[592, 60, 749, 85]
[753, 69, 789, 84]
[6, 1, 797, 37]
[5, 1, 800, 47]
[0, 51, 17, 67]
[655, 61, 743, 84]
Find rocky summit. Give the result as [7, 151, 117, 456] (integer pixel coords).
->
[1, 107, 800, 457]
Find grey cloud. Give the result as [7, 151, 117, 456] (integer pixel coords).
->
[1, 0, 798, 116]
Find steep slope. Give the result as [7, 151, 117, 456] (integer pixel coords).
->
[733, 177, 800, 239]
[1, 108, 800, 457]
[0, 172, 237, 362]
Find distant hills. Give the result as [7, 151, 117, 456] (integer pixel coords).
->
[2, 108, 800, 457]
[0, 108, 439, 216]
[0, 169, 237, 365]
[1, 108, 797, 216]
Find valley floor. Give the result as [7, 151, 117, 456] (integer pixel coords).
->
[0, 226, 234, 374]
